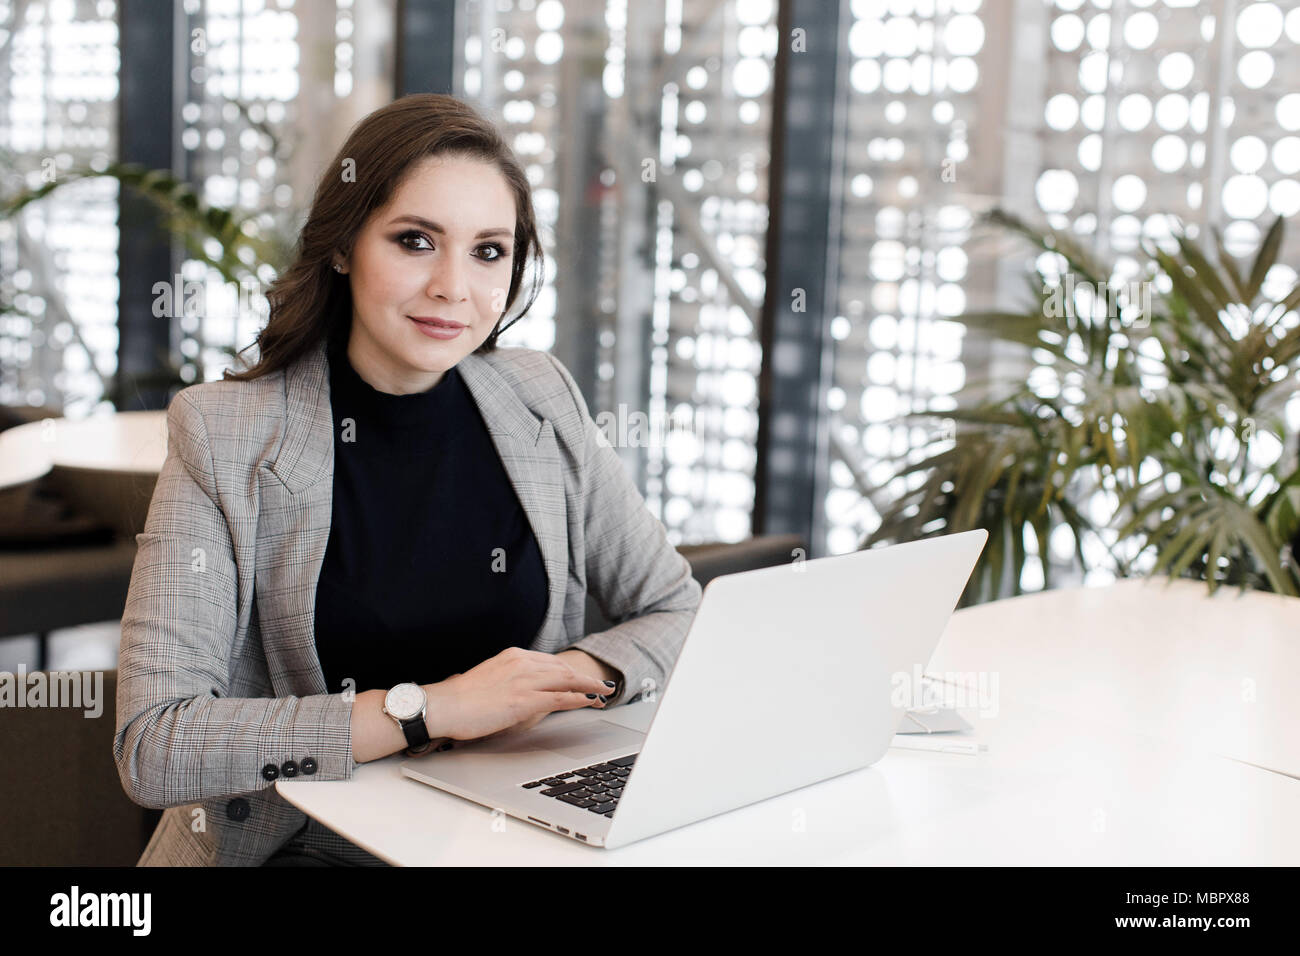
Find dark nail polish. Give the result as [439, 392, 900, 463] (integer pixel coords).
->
[602, 680, 616, 688]
[597, 694, 608, 703]
[585, 693, 597, 699]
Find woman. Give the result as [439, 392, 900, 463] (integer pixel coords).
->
[114, 94, 702, 866]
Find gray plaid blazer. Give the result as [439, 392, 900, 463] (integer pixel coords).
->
[114, 338, 701, 865]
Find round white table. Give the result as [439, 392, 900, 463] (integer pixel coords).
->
[0, 410, 168, 490]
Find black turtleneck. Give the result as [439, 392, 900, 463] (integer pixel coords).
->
[312, 339, 549, 696]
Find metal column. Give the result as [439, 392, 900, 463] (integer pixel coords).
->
[753, 0, 845, 555]
[395, 0, 457, 96]
[115, 0, 176, 411]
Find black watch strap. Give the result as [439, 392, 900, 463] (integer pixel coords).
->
[399, 715, 432, 754]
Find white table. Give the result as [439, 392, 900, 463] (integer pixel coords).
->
[927, 578, 1300, 779]
[0, 410, 168, 489]
[279, 580, 1300, 865]
[277, 699, 1299, 866]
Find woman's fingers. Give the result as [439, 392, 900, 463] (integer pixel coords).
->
[526, 658, 613, 700]
[434, 649, 611, 741]
[511, 667, 610, 724]
[497, 648, 612, 699]
[536, 690, 607, 713]
[539, 675, 610, 704]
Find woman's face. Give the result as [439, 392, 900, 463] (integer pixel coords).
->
[335, 154, 517, 394]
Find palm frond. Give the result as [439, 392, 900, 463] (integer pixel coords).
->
[864, 208, 1300, 602]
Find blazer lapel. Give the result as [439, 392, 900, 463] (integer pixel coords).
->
[254, 340, 334, 696]
[254, 341, 571, 698]
[456, 351, 571, 654]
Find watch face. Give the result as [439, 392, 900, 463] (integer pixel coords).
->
[384, 682, 425, 721]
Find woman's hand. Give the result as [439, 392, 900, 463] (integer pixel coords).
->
[423, 646, 614, 742]
[492, 649, 620, 737]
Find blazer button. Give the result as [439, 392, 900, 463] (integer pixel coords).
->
[261, 763, 280, 782]
[281, 760, 299, 778]
[226, 797, 250, 822]
[300, 757, 318, 776]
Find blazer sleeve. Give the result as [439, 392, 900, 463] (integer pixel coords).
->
[543, 354, 702, 706]
[114, 390, 357, 810]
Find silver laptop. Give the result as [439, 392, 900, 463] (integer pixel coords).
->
[401, 529, 988, 848]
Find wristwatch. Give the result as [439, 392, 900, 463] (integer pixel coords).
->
[382, 682, 433, 755]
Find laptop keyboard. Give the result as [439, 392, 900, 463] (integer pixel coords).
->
[520, 754, 637, 817]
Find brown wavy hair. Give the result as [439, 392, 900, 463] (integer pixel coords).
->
[223, 93, 544, 382]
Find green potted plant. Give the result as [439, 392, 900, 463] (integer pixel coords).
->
[863, 209, 1300, 604]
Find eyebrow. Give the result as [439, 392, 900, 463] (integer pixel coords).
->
[387, 215, 513, 240]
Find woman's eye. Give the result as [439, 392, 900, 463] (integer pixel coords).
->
[398, 231, 432, 251]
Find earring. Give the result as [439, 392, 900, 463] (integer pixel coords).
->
[333, 263, 344, 273]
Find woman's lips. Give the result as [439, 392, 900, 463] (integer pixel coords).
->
[409, 316, 465, 339]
